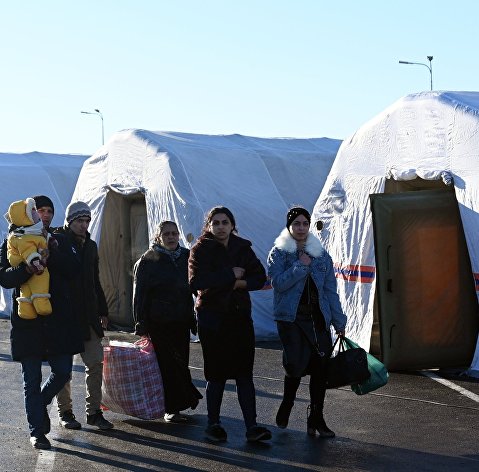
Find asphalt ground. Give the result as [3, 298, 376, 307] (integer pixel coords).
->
[0, 318, 478, 472]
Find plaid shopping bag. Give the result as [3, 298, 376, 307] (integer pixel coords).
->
[101, 337, 165, 420]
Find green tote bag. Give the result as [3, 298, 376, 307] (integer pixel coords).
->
[344, 338, 389, 395]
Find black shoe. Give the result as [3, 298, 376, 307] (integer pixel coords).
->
[205, 423, 227, 442]
[43, 409, 51, 435]
[87, 411, 114, 430]
[30, 434, 51, 450]
[59, 410, 82, 430]
[307, 405, 335, 438]
[246, 425, 272, 442]
[275, 400, 294, 429]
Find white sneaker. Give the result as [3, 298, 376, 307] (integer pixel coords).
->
[164, 412, 189, 423]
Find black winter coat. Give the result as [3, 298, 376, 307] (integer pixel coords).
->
[0, 235, 84, 361]
[54, 227, 108, 340]
[188, 233, 266, 330]
[133, 246, 194, 330]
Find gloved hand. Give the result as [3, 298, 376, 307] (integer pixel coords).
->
[29, 257, 45, 275]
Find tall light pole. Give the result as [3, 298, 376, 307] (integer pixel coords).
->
[399, 56, 433, 91]
[81, 108, 104, 145]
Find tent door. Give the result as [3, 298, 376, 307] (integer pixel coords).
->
[98, 191, 148, 329]
[370, 188, 478, 370]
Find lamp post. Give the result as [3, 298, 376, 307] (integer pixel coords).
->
[81, 108, 104, 145]
[399, 56, 433, 91]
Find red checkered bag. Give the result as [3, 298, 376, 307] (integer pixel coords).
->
[101, 337, 165, 420]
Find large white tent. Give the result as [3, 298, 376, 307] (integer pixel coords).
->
[312, 91, 479, 376]
[71, 130, 341, 338]
[0, 152, 89, 317]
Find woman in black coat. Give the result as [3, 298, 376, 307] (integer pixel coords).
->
[133, 221, 202, 422]
[188, 206, 271, 443]
[0, 219, 84, 450]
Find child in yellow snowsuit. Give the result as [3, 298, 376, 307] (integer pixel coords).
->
[6, 197, 52, 319]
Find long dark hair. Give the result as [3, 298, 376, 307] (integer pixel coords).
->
[153, 220, 178, 246]
[201, 206, 237, 236]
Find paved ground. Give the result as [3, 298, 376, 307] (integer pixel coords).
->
[1, 318, 478, 472]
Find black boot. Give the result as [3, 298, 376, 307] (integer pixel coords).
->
[275, 400, 294, 429]
[276, 376, 300, 429]
[307, 404, 335, 438]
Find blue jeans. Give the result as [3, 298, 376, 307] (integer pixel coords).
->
[21, 354, 73, 437]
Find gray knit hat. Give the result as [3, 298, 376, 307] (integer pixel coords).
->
[65, 201, 91, 226]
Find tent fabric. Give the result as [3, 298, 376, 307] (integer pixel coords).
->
[0, 152, 89, 317]
[71, 130, 341, 339]
[312, 91, 479, 376]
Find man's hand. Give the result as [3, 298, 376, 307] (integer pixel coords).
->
[100, 316, 108, 330]
[48, 236, 59, 250]
[39, 248, 49, 268]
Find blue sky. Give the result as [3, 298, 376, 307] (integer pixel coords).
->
[1, 1, 478, 155]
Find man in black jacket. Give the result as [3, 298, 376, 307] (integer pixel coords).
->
[0, 195, 84, 450]
[55, 201, 113, 430]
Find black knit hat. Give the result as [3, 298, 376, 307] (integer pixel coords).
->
[286, 207, 311, 228]
[33, 195, 54, 215]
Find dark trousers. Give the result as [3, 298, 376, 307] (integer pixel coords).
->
[283, 353, 328, 410]
[21, 354, 73, 437]
[206, 376, 257, 429]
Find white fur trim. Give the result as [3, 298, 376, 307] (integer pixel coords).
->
[26, 252, 42, 264]
[16, 297, 33, 303]
[25, 198, 36, 224]
[31, 293, 51, 300]
[14, 220, 44, 237]
[273, 227, 324, 258]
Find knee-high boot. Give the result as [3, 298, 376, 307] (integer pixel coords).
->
[276, 376, 300, 429]
[308, 357, 335, 438]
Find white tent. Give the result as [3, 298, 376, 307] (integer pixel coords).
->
[0, 152, 89, 317]
[312, 91, 479, 376]
[71, 130, 341, 339]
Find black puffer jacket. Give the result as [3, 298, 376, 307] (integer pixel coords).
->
[188, 233, 266, 330]
[0, 235, 84, 361]
[133, 246, 195, 331]
[54, 226, 108, 340]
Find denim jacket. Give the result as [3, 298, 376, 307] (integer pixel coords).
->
[267, 228, 346, 332]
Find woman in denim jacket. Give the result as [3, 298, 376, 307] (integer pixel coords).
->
[267, 207, 346, 438]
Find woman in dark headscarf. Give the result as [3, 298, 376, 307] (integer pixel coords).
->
[267, 207, 346, 438]
[133, 221, 202, 422]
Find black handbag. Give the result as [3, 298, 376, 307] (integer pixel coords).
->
[326, 336, 371, 389]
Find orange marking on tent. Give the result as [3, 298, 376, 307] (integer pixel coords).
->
[334, 264, 375, 283]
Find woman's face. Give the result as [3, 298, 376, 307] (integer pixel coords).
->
[159, 223, 180, 250]
[289, 214, 310, 243]
[209, 213, 233, 244]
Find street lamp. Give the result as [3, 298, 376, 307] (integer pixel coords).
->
[81, 108, 104, 145]
[399, 56, 433, 91]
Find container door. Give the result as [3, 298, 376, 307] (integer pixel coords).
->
[370, 189, 478, 370]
